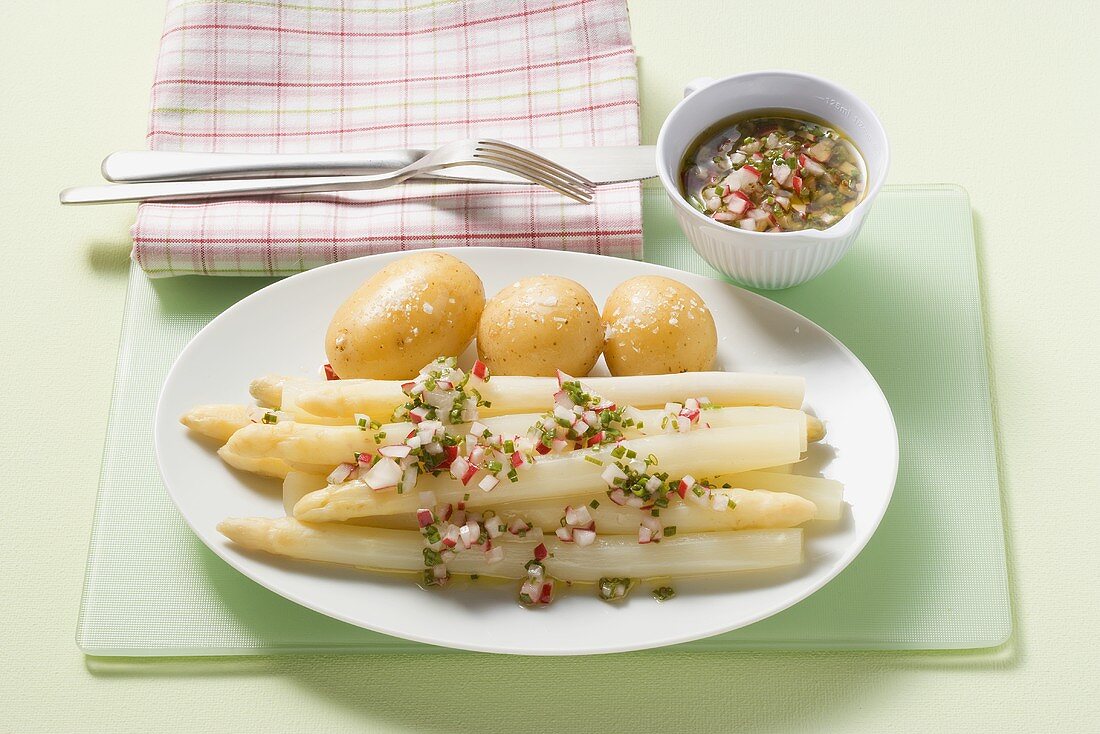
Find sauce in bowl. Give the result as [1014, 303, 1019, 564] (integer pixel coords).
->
[680, 112, 867, 232]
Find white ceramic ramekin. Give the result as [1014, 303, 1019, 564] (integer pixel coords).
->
[655, 71, 889, 289]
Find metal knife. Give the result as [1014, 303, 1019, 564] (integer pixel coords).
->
[99, 146, 657, 186]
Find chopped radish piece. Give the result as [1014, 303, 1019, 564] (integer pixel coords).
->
[470, 360, 490, 381]
[738, 218, 758, 231]
[416, 508, 434, 528]
[792, 175, 803, 195]
[533, 543, 549, 561]
[538, 581, 555, 604]
[714, 211, 737, 222]
[573, 529, 597, 547]
[484, 516, 506, 538]
[323, 364, 340, 381]
[772, 162, 792, 186]
[326, 462, 357, 484]
[408, 406, 431, 424]
[449, 456, 478, 485]
[441, 524, 460, 548]
[799, 155, 826, 176]
[601, 464, 628, 487]
[555, 527, 573, 542]
[807, 139, 834, 162]
[379, 444, 412, 459]
[363, 457, 402, 490]
[485, 546, 505, 564]
[638, 526, 653, 544]
[675, 475, 696, 499]
[565, 505, 593, 527]
[478, 474, 499, 492]
[459, 520, 480, 549]
[556, 369, 572, 387]
[399, 465, 418, 493]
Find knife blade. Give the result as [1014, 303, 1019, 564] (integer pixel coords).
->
[99, 146, 657, 185]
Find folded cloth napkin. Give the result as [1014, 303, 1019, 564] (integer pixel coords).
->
[132, 0, 642, 277]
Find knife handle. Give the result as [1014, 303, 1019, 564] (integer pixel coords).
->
[101, 149, 428, 182]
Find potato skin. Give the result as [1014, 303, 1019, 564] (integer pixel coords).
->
[601, 276, 717, 375]
[476, 276, 602, 376]
[325, 252, 484, 379]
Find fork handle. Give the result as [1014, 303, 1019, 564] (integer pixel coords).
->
[101, 149, 428, 182]
[59, 171, 417, 205]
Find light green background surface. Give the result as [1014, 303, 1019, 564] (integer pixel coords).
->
[1, 0, 1096, 731]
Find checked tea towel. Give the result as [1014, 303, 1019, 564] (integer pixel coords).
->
[132, 0, 642, 277]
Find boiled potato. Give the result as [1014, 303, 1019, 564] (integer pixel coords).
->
[325, 252, 484, 379]
[477, 276, 602, 376]
[602, 276, 717, 375]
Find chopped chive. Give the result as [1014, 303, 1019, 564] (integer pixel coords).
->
[664, 526, 677, 537]
[589, 499, 600, 509]
[584, 455, 604, 466]
[652, 586, 676, 602]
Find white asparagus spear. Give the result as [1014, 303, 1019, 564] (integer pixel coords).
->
[268, 371, 804, 420]
[218, 516, 803, 582]
[488, 489, 814, 532]
[361, 490, 814, 533]
[250, 375, 286, 408]
[220, 516, 530, 579]
[284, 470, 819, 530]
[252, 374, 816, 433]
[179, 404, 253, 443]
[217, 447, 293, 479]
[221, 405, 816, 467]
[294, 423, 802, 522]
[708, 470, 844, 521]
[217, 449, 333, 481]
[547, 528, 802, 582]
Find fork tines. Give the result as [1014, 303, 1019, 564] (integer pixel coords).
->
[472, 139, 596, 204]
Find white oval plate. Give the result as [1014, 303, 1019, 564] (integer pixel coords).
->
[155, 247, 897, 655]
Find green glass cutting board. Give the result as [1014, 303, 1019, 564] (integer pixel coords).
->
[77, 185, 1010, 655]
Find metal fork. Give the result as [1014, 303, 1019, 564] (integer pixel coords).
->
[59, 139, 595, 205]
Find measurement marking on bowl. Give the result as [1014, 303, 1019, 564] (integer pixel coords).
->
[815, 95, 851, 118]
